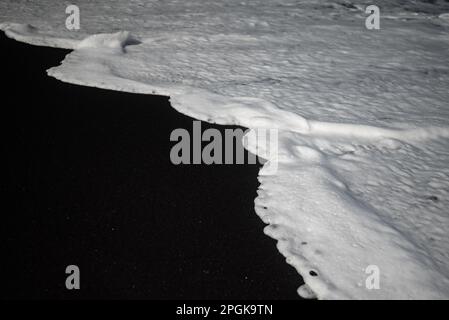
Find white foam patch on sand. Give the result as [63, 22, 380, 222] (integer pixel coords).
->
[0, 22, 78, 48]
[2, 0, 449, 299]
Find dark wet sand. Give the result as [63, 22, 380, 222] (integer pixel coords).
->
[1, 33, 303, 299]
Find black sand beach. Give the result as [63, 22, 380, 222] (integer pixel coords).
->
[1, 33, 303, 299]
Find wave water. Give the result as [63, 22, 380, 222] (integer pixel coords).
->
[2, 0, 449, 299]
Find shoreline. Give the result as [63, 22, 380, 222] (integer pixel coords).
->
[1, 32, 304, 299]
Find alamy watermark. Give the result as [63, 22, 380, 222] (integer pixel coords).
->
[365, 264, 380, 290]
[170, 121, 279, 174]
[65, 5, 80, 30]
[65, 265, 80, 290]
[365, 5, 380, 30]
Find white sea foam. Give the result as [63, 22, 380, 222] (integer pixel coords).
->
[2, 0, 449, 299]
